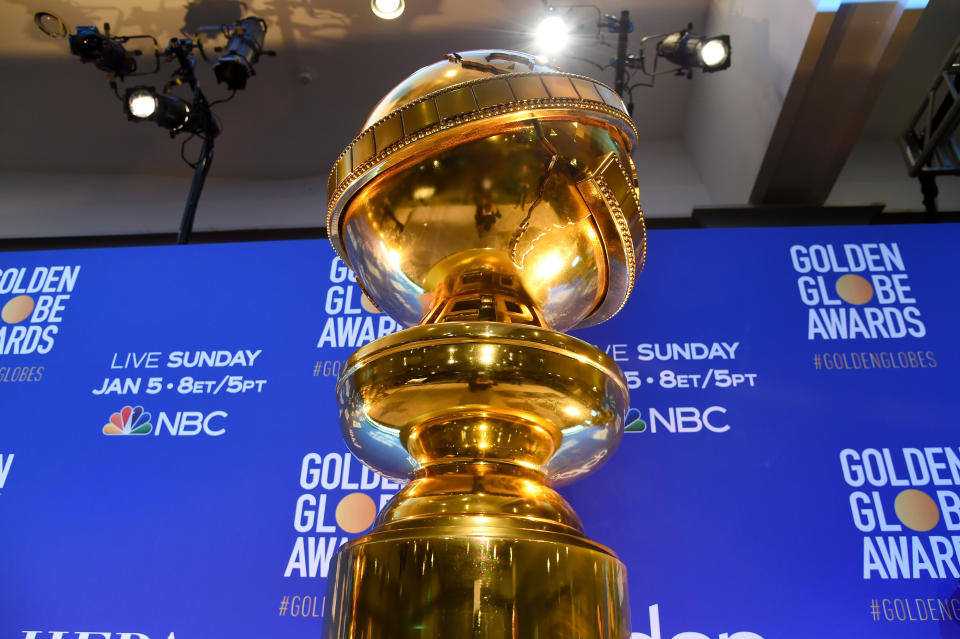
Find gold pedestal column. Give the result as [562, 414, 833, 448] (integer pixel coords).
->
[322, 50, 646, 639]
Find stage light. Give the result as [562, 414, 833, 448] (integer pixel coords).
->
[371, 0, 405, 20]
[526, 7, 732, 111]
[535, 14, 569, 54]
[213, 17, 268, 90]
[124, 86, 195, 132]
[126, 87, 158, 119]
[35, 11, 268, 244]
[68, 25, 137, 76]
[700, 38, 729, 67]
[658, 31, 731, 73]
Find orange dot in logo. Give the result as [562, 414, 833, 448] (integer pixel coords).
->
[894, 489, 939, 532]
[2, 295, 35, 323]
[335, 492, 377, 533]
[835, 274, 873, 305]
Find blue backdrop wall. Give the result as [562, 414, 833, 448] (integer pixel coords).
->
[1, 225, 958, 639]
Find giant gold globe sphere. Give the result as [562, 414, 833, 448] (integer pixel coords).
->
[327, 50, 645, 331]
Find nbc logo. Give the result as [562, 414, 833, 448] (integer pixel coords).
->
[623, 406, 730, 434]
[103, 405, 153, 435]
[624, 408, 646, 432]
[101, 405, 227, 437]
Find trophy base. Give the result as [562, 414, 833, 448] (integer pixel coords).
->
[328, 322, 633, 638]
[322, 522, 631, 639]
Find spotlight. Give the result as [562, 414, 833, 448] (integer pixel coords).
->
[126, 87, 158, 119]
[123, 86, 208, 134]
[658, 30, 731, 73]
[699, 39, 729, 68]
[535, 14, 569, 55]
[35, 12, 267, 245]
[371, 0, 405, 20]
[68, 25, 137, 76]
[213, 17, 267, 90]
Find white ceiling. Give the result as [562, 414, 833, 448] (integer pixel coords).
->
[0, 0, 958, 239]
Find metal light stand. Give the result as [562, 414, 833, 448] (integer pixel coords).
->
[177, 135, 214, 245]
[165, 38, 220, 245]
[603, 12, 698, 116]
[35, 12, 268, 245]
[612, 10, 631, 98]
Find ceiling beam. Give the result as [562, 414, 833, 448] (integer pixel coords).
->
[750, 1, 923, 205]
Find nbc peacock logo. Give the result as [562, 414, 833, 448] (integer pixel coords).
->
[102, 405, 153, 435]
[624, 407, 646, 432]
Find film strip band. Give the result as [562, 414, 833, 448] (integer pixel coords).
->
[327, 71, 638, 221]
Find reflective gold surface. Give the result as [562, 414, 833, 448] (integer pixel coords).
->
[324, 526, 630, 639]
[327, 50, 645, 330]
[336, 322, 628, 486]
[324, 50, 644, 639]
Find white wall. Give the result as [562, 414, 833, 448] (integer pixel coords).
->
[0, 172, 327, 237]
[632, 140, 713, 218]
[684, 0, 818, 204]
[0, 140, 712, 238]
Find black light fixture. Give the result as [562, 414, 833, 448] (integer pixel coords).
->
[123, 86, 216, 136]
[68, 24, 137, 77]
[213, 17, 268, 90]
[35, 10, 270, 244]
[125, 86, 161, 119]
[657, 28, 731, 74]
[533, 5, 732, 115]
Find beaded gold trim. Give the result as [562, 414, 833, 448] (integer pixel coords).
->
[594, 174, 636, 315]
[613, 159, 646, 276]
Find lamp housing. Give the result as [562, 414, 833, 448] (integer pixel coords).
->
[69, 25, 136, 76]
[213, 17, 267, 90]
[123, 86, 216, 136]
[658, 31, 731, 73]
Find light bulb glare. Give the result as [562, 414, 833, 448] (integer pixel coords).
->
[371, 0, 404, 19]
[700, 39, 728, 67]
[535, 15, 569, 54]
[128, 90, 158, 119]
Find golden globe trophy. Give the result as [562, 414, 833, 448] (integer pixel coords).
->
[323, 50, 646, 639]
